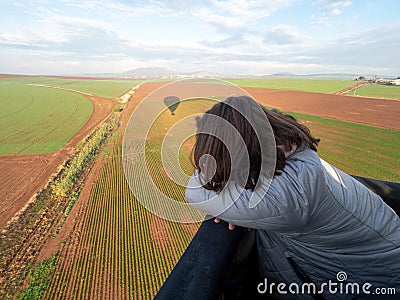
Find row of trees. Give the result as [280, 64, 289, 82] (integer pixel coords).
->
[51, 113, 118, 197]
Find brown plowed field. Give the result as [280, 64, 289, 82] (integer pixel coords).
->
[0, 93, 116, 229]
[244, 87, 400, 130]
[0, 74, 34, 79]
[0, 73, 139, 80]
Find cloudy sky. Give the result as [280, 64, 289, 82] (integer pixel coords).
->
[0, 0, 399, 76]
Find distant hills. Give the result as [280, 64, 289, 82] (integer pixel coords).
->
[259, 72, 365, 79]
[79, 67, 224, 79]
[121, 67, 176, 77]
[70, 67, 393, 80]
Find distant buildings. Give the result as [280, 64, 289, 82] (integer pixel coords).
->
[373, 77, 400, 86]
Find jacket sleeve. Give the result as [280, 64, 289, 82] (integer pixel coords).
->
[185, 171, 310, 233]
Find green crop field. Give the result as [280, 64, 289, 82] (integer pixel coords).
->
[43, 101, 206, 299]
[0, 77, 147, 98]
[348, 84, 400, 99]
[0, 82, 93, 155]
[288, 112, 400, 182]
[226, 78, 357, 94]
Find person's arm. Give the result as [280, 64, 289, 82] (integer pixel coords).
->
[185, 172, 310, 233]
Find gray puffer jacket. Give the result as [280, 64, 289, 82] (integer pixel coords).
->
[185, 148, 400, 299]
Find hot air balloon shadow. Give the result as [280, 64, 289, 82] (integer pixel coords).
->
[163, 96, 180, 115]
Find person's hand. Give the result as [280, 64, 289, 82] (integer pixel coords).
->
[214, 217, 252, 231]
[214, 217, 236, 230]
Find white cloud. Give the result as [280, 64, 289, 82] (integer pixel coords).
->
[64, 61, 80, 66]
[313, 0, 351, 15]
[263, 25, 306, 45]
[295, 22, 400, 73]
[0, 32, 47, 48]
[61, 0, 178, 17]
[192, 0, 297, 33]
[212, 0, 288, 19]
[311, 12, 330, 26]
[311, 0, 352, 27]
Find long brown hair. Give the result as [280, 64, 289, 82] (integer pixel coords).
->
[193, 96, 320, 192]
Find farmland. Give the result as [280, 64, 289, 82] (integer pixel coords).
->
[0, 112, 120, 299]
[44, 142, 199, 299]
[227, 78, 357, 94]
[0, 77, 164, 98]
[347, 83, 400, 99]
[288, 112, 400, 182]
[245, 87, 400, 130]
[0, 78, 399, 299]
[42, 82, 201, 299]
[0, 82, 93, 155]
[0, 77, 117, 228]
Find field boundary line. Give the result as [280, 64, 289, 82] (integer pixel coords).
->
[333, 82, 371, 95]
[27, 83, 94, 97]
[343, 93, 400, 102]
